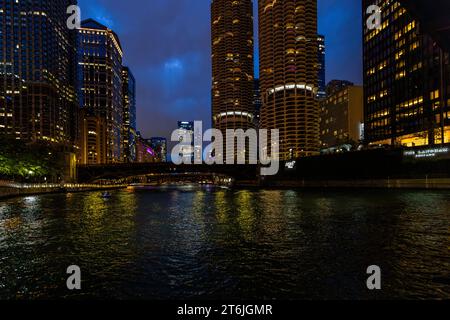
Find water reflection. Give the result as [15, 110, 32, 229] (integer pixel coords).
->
[0, 188, 448, 299]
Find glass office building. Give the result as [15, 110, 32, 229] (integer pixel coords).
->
[0, 0, 78, 146]
[363, 0, 450, 146]
[259, 0, 320, 160]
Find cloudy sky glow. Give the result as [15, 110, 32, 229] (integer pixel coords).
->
[78, 0, 363, 139]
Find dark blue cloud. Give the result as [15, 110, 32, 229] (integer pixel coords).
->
[78, 0, 362, 139]
[318, 0, 363, 85]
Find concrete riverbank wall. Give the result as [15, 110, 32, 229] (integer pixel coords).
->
[0, 183, 127, 200]
[259, 147, 450, 189]
[258, 178, 450, 190]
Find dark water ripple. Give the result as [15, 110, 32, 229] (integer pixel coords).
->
[0, 187, 449, 300]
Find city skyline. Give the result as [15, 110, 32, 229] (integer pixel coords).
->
[77, 0, 363, 140]
[0, 0, 449, 304]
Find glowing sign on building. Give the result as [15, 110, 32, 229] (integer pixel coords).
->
[404, 147, 450, 159]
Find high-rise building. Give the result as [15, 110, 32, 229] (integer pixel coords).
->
[320, 83, 364, 149]
[259, 0, 320, 160]
[149, 137, 167, 163]
[253, 79, 262, 129]
[77, 19, 124, 164]
[363, 0, 450, 147]
[122, 67, 137, 163]
[211, 0, 255, 162]
[0, 0, 78, 146]
[317, 35, 326, 100]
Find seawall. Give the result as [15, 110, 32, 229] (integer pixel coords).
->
[259, 178, 450, 190]
[0, 183, 127, 200]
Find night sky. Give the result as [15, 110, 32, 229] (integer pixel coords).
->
[77, 0, 363, 139]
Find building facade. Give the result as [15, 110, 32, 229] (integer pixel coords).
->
[79, 112, 107, 164]
[320, 83, 364, 149]
[211, 0, 255, 162]
[259, 0, 320, 160]
[149, 137, 167, 162]
[326, 80, 355, 97]
[317, 34, 326, 100]
[0, 0, 78, 146]
[136, 134, 155, 163]
[363, 0, 450, 147]
[122, 66, 137, 163]
[77, 19, 124, 164]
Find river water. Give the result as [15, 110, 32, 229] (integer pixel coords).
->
[0, 186, 449, 299]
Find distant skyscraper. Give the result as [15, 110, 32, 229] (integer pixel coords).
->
[254, 79, 262, 129]
[317, 35, 326, 100]
[178, 121, 195, 163]
[259, 0, 320, 160]
[211, 0, 255, 162]
[0, 0, 78, 146]
[178, 121, 194, 133]
[77, 19, 124, 164]
[122, 67, 137, 163]
[363, 0, 449, 146]
[149, 137, 167, 163]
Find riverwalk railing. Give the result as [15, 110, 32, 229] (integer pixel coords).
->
[0, 182, 127, 199]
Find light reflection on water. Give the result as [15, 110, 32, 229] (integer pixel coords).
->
[0, 187, 449, 299]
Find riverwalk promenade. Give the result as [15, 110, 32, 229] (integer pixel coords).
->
[0, 180, 127, 199]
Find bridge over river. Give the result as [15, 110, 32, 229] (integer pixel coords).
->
[77, 162, 260, 185]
